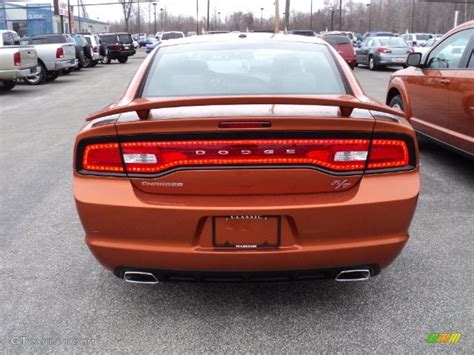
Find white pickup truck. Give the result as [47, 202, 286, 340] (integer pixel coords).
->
[21, 33, 77, 85]
[0, 30, 38, 91]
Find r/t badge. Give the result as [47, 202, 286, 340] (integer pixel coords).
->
[331, 179, 352, 190]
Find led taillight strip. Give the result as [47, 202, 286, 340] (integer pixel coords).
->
[79, 138, 411, 175]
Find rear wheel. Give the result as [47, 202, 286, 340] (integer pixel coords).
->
[89, 60, 99, 67]
[101, 54, 111, 64]
[0, 80, 16, 91]
[24, 63, 46, 85]
[368, 56, 378, 71]
[62, 68, 72, 75]
[83, 57, 92, 68]
[389, 95, 404, 112]
[118, 56, 128, 64]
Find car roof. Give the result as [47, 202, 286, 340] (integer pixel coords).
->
[156, 32, 328, 48]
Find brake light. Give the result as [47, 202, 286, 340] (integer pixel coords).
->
[56, 47, 64, 59]
[377, 47, 392, 54]
[367, 139, 409, 169]
[113, 42, 121, 50]
[93, 46, 98, 53]
[79, 138, 413, 175]
[13, 52, 21, 66]
[407, 48, 414, 54]
[82, 143, 123, 172]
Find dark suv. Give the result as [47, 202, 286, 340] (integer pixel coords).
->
[98, 33, 135, 64]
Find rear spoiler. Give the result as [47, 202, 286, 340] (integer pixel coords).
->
[86, 95, 405, 121]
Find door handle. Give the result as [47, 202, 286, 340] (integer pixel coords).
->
[439, 78, 450, 85]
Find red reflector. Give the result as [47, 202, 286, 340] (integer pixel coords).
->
[367, 140, 409, 169]
[219, 121, 271, 129]
[13, 52, 21, 66]
[119, 139, 371, 174]
[56, 47, 64, 59]
[82, 143, 124, 172]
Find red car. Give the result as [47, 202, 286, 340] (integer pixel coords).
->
[74, 34, 419, 284]
[322, 34, 357, 69]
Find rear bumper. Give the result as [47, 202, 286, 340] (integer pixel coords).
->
[115, 264, 381, 282]
[55, 58, 76, 70]
[377, 55, 408, 65]
[109, 49, 135, 59]
[75, 170, 419, 273]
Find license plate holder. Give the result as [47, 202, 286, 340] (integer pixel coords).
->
[212, 215, 281, 249]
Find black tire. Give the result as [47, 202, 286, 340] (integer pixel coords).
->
[46, 71, 59, 81]
[368, 56, 378, 71]
[118, 57, 128, 63]
[23, 63, 46, 85]
[0, 80, 16, 91]
[101, 54, 111, 64]
[61, 68, 72, 75]
[89, 60, 98, 67]
[83, 56, 92, 68]
[388, 95, 404, 112]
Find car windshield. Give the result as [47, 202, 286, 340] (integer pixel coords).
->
[142, 41, 346, 97]
[324, 35, 351, 45]
[378, 37, 407, 47]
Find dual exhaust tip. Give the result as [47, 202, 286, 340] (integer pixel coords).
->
[122, 268, 371, 284]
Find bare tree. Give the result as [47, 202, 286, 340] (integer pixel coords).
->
[119, 0, 134, 32]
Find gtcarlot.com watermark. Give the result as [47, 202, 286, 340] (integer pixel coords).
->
[10, 336, 97, 346]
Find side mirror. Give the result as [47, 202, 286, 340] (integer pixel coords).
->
[406, 52, 422, 67]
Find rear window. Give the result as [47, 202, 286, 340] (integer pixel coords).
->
[100, 34, 118, 44]
[118, 34, 132, 43]
[161, 32, 184, 40]
[416, 34, 431, 41]
[142, 41, 347, 98]
[378, 38, 408, 47]
[324, 35, 351, 45]
[31, 35, 66, 44]
[85, 37, 92, 45]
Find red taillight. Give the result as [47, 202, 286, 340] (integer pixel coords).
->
[407, 48, 414, 54]
[13, 52, 21, 66]
[377, 47, 392, 54]
[82, 143, 124, 172]
[93, 46, 98, 53]
[79, 138, 412, 175]
[367, 139, 409, 170]
[56, 47, 64, 59]
[113, 42, 121, 50]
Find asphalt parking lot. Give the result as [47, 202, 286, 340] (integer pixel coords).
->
[0, 52, 472, 353]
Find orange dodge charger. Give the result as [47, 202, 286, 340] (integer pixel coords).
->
[74, 34, 420, 283]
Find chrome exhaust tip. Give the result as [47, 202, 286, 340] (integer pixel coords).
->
[123, 271, 159, 285]
[335, 269, 371, 282]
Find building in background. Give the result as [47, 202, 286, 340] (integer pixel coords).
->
[0, 2, 110, 37]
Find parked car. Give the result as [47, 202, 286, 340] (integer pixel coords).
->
[98, 32, 136, 64]
[71, 34, 94, 68]
[74, 33, 419, 283]
[356, 36, 413, 70]
[0, 30, 38, 91]
[289, 30, 316, 37]
[83, 34, 102, 67]
[146, 31, 185, 53]
[401, 33, 432, 47]
[21, 34, 76, 85]
[387, 21, 474, 158]
[321, 33, 357, 69]
[412, 37, 438, 57]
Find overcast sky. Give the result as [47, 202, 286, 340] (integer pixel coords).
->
[18, 0, 368, 23]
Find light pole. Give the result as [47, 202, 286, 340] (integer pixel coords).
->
[260, 7, 264, 28]
[153, 2, 157, 35]
[160, 8, 164, 32]
[411, 0, 415, 33]
[217, 11, 221, 30]
[339, 0, 342, 31]
[310, 0, 313, 31]
[367, 2, 371, 32]
[207, 0, 210, 32]
[196, 0, 199, 33]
